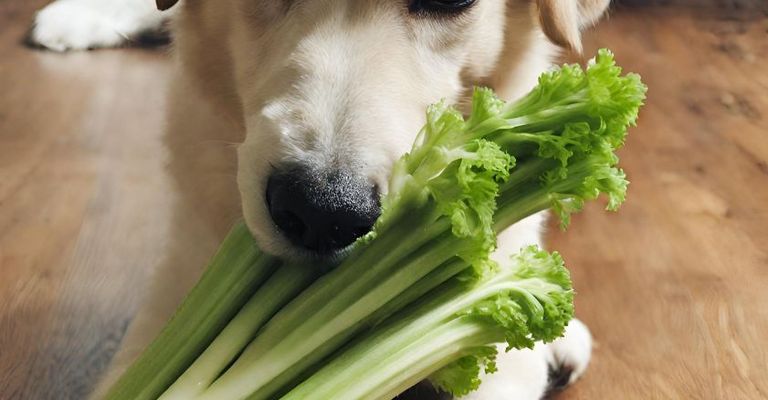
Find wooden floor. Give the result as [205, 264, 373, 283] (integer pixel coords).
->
[1, 2, 766, 399]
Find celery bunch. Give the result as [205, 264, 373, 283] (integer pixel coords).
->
[105, 49, 645, 400]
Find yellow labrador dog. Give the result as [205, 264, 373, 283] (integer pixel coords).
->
[30, 0, 609, 398]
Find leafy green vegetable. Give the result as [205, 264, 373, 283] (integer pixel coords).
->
[280, 246, 573, 400]
[160, 264, 318, 399]
[107, 49, 645, 400]
[104, 222, 280, 400]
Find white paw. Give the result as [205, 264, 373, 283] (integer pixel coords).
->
[457, 320, 592, 400]
[459, 345, 551, 400]
[30, 2, 130, 52]
[548, 318, 593, 386]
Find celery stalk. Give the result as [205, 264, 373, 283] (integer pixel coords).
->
[159, 263, 318, 400]
[104, 222, 278, 400]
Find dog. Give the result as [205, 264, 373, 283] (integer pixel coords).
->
[30, 0, 609, 398]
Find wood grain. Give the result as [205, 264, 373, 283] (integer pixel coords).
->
[0, 1, 173, 398]
[0, 1, 766, 399]
[551, 3, 768, 399]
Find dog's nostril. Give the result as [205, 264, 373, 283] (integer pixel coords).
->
[271, 210, 306, 238]
[266, 167, 380, 254]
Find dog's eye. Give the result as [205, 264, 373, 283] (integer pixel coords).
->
[409, 0, 477, 15]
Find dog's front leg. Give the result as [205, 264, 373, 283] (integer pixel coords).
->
[90, 73, 243, 399]
[89, 222, 220, 399]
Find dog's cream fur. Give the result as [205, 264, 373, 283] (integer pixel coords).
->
[31, 0, 609, 398]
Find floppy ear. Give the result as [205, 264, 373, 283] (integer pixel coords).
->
[535, 0, 610, 53]
[157, 0, 180, 11]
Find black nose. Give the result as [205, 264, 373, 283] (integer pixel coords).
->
[266, 166, 381, 253]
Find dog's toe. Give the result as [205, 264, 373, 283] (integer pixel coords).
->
[546, 318, 593, 394]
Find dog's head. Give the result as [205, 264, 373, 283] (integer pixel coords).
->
[162, 0, 609, 259]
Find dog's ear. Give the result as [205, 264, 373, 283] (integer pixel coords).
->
[157, 0, 179, 11]
[535, 0, 610, 53]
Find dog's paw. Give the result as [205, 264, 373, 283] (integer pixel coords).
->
[458, 345, 551, 400]
[546, 318, 593, 392]
[29, 2, 130, 52]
